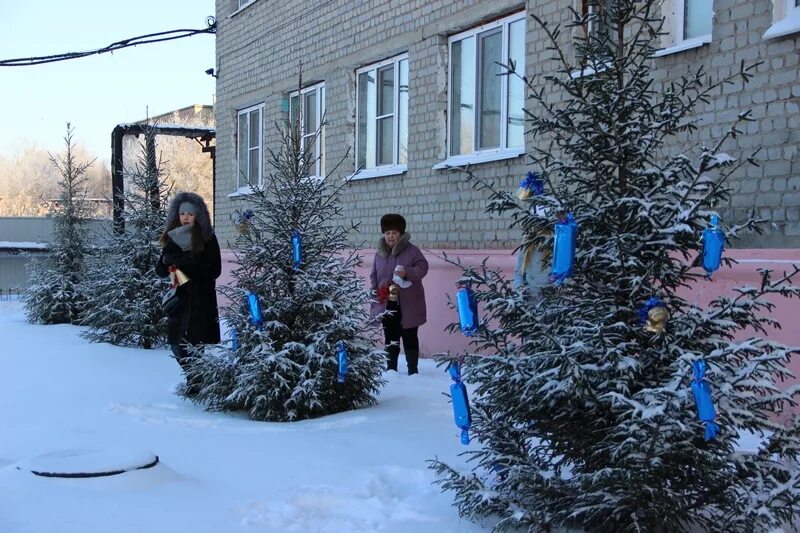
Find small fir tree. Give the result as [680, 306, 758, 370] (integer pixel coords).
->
[430, 2, 800, 532]
[25, 123, 93, 324]
[185, 120, 386, 421]
[79, 126, 170, 349]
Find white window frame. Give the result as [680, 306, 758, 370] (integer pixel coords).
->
[229, 0, 257, 18]
[234, 103, 263, 193]
[654, 0, 713, 57]
[289, 82, 326, 179]
[764, 0, 800, 40]
[351, 54, 409, 181]
[436, 11, 526, 169]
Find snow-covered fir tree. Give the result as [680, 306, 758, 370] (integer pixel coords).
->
[25, 123, 93, 324]
[185, 120, 386, 421]
[430, 2, 800, 531]
[79, 127, 170, 349]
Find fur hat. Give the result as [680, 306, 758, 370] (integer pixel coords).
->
[166, 192, 214, 242]
[380, 213, 406, 234]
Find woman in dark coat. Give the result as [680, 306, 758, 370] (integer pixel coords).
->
[156, 192, 221, 384]
[370, 213, 428, 375]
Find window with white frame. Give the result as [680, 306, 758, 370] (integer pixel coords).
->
[289, 83, 326, 178]
[236, 103, 263, 190]
[764, 0, 800, 40]
[656, 0, 712, 55]
[582, 0, 616, 44]
[356, 54, 409, 171]
[448, 12, 526, 159]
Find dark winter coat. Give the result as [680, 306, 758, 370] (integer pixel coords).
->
[156, 193, 221, 346]
[370, 233, 428, 329]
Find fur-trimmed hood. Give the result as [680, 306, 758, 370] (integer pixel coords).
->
[166, 192, 214, 242]
[377, 232, 411, 258]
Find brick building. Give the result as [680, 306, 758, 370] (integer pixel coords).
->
[211, 0, 799, 353]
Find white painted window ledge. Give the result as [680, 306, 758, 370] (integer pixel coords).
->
[227, 187, 258, 198]
[652, 35, 711, 57]
[345, 165, 407, 181]
[763, 11, 800, 40]
[433, 148, 525, 170]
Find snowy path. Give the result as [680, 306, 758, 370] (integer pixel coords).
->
[0, 302, 487, 532]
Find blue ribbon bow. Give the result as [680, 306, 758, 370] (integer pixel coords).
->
[518, 171, 544, 196]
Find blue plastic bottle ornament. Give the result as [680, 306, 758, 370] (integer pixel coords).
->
[448, 362, 472, 445]
[550, 213, 579, 285]
[456, 286, 479, 337]
[702, 215, 724, 277]
[247, 292, 263, 328]
[691, 360, 720, 441]
[230, 328, 240, 350]
[516, 171, 544, 200]
[336, 341, 348, 383]
[291, 230, 302, 271]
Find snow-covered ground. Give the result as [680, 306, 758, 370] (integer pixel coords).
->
[0, 301, 486, 532]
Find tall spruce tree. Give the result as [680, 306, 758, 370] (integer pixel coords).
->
[185, 120, 386, 421]
[80, 127, 170, 349]
[430, 2, 800, 531]
[25, 124, 93, 324]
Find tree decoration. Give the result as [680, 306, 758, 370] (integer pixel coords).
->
[702, 215, 724, 277]
[337, 340, 348, 383]
[236, 209, 254, 234]
[691, 360, 720, 441]
[456, 286, 479, 337]
[448, 361, 471, 445]
[638, 296, 669, 333]
[230, 328, 240, 351]
[516, 170, 544, 200]
[247, 292, 263, 328]
[292, 229, 302, 270]
[549, 213, 578, 285]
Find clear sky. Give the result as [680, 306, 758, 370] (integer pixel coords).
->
[0, 0, 216, 163]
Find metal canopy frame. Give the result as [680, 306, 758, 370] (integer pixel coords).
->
[110, 124, 216, 229]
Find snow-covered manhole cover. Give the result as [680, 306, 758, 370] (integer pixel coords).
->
[18, 449, 159, 478]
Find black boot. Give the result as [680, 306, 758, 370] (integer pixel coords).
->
[406, 349, 419, 375]
[386, 343, 400, 372]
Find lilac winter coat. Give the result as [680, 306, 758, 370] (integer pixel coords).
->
[370, 233, 428, 330]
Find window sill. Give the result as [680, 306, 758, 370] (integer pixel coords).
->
[345, 165, 407, 181]
[569, 61, 611, 79]
[652, 35, 711, 57]
[432, 148, 524, 170]
[227, 187, 258, 198]
[763, 11, 800, 40]
[228, 0, 257, 18]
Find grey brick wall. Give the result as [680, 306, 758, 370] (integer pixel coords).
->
[214, 0, 799, 250]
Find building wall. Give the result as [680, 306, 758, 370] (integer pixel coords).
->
[213, 0, 799, 250]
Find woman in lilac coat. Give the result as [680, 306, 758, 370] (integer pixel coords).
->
[370, 214, 428, 375]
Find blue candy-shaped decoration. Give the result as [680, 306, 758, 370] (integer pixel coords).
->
[550, 213, 579, 285]
[456, 286, 479, 337]
[691, 360, 720, 441]
[516, 171, 544, 200]
[230, 327, 240, 350]
[336, 341, 348, 383]
[247, 292, 263, 328]
[702, 215, 724, 276]
[448, 362, 472, 445]
[292, 230, 303, 270]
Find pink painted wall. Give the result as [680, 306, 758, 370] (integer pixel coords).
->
[219, 249, 800, 364]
